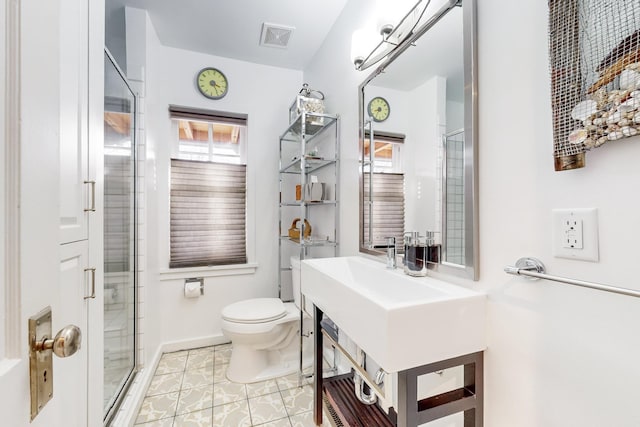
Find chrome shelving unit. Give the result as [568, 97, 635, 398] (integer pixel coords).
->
[278, 110, 339, 385]
[278, 111, 340, 293]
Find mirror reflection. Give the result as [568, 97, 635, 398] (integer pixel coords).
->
[359, 0, 478, 279]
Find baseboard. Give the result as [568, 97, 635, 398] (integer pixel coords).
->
[109, 334, 230, 426]
[161, 333, 230, 353]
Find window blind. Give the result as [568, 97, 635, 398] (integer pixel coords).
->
[170, 159, 247, 268]
[363, 172, 405, 251]
[169, 105, 248, 126]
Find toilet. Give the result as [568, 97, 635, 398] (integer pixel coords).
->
[221, 256, 311, 383]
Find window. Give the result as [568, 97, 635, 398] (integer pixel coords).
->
[363, 131, 405, 251]
[169, 106, 248, 268]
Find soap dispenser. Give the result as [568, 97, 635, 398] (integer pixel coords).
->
[426, 230, 441, 267]
[403, 232, 427, 277]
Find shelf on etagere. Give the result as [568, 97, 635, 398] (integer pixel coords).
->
[279, 236, 338, 247]
[280, 112, 338, 144]
[280, 200, 338, 207]
[280, 156, 337, 174]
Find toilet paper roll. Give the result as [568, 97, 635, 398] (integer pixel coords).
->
[184, 280, 202, 298]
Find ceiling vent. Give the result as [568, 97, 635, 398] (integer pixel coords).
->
[260, 23, 295, 49]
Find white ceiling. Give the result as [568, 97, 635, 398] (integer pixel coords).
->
[108, 0, 349, 70]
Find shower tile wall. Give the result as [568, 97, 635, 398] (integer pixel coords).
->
[132, 79, 146, 368]
[445, 134, 464, 265]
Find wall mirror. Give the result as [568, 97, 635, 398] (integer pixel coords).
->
[358, 0, 478, 280]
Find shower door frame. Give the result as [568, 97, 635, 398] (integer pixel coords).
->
[103, 47, 139, 426]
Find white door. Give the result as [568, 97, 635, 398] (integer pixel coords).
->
[0, 0, 104, 425]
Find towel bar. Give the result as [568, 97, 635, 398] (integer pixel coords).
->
[504, 257, 640, 299]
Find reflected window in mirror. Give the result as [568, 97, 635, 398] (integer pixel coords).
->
[363, 131, 405, 252]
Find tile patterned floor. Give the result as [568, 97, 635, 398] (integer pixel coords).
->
[135, 344, 331, 426]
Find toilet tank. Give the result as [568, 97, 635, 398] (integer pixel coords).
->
[290, 256, 302, 308]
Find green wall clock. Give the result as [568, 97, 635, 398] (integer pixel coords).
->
[196, 67, 229, 99]
[368, 96, 390, 122]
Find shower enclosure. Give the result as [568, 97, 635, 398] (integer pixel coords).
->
[103, 50, 138, 421]
[442, 129, 465, 266]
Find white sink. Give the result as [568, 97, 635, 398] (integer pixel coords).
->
[301, 256, 486, 372]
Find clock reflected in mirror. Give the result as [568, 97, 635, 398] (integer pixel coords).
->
[196, 67, 229, 100]
[368, 96, 390, 122]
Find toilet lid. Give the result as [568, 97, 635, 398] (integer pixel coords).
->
[222, 298, 287, 324]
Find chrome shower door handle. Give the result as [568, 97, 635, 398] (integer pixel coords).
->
[84, 267, 96, 299]
[84, 180, 96, 212]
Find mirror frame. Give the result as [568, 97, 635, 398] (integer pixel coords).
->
[358, 0, 478, 280]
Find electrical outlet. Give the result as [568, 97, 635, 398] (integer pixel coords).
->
[561, 217, 583, 249]
[552, 208, 599, 262]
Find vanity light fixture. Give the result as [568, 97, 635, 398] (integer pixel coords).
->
[351, 0, 433, 71]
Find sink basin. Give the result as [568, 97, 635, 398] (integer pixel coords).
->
[301, 256, 486, 372]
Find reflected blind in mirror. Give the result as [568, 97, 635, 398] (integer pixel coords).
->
[364, 173, 405, 251]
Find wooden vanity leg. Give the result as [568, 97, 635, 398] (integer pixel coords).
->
[313, 305, 323, 426]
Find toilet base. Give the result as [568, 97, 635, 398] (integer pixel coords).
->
[225, 341, 313, 384]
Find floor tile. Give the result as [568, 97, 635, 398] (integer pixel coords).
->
[289, 410, 333, 427]
[176, 385, 213, 415]
[281, 385, 313, 416]
[163, 350, 190, 359]
[245, 379, 280, 398]
[147, 372, 184, 396]
[188, 346, 215, 356]
[211, 400, 252, 427]
[214, 347, 232, 365]
[213, 363, 228, 382]
[213, 379, 247, 406]
[182, 367, 214, 389]
[253, 416, 292, 426]
[186, 352, 214, 371]
[137, 343, 323, 427]
[134, 416, 175, 426]
[156, 355, 188, 375]
[135, 392, 179, 424]
[276, 373, 310, 391]
[172, 408, 213, 426]
[248, 391, 288, 425]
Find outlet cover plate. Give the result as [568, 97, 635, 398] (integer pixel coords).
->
[552, 208, 599, 262]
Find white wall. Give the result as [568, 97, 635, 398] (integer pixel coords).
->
[305, 0, 640, 426]
[139, 11, 303, 359]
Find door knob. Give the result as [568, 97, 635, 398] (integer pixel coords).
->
[29, 308, 83, 420]
[32, 324, 82, 358]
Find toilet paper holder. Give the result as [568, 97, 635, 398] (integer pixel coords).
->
[184, 278, 204, 298]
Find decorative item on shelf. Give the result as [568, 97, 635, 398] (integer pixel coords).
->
[289, 83, 325, 125]
[295, 184, 302, 201]
[305, 182, 326, 202]
[304, 174, 326, 201]
[288, 218, 312, 242]
[548, 2, 640, 171]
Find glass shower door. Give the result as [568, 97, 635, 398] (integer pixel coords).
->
[103, 50, 137, 420]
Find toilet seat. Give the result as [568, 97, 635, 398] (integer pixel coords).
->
[222, 298, 287, 324]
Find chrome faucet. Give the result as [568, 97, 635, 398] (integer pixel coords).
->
[385, 236, 396, 269]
